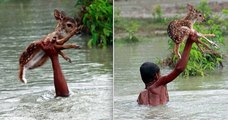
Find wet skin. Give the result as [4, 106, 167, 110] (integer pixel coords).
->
[38, 40, 79, 97]
[138, 31, 198, 106]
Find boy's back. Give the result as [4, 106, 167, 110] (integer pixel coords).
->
[137, 85, 169, 106]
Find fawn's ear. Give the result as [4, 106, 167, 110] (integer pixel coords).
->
[54, 9, 66, 20]
[187, 3, 193, 11]
[60, 11, 66, 20]
[54, 9, 61, 20]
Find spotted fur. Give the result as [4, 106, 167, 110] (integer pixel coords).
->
[167, 20, 192, 44]
[167, 4, 206, 58]
[18, 9, 81, 83]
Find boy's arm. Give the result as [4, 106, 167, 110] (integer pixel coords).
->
[152, 32, 198, 88]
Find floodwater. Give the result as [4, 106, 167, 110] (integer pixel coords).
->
[114, 36, 228, 120]
[115, 0, 228, 18]
[0, 1, 112, 120]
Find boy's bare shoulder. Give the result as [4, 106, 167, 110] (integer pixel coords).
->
[137, 90, 149, 105]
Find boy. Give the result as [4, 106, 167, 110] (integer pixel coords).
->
[38, 37, 80, 97]
[137, 31, 198, 106]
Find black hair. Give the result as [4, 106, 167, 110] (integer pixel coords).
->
[140, 62, 160, 84]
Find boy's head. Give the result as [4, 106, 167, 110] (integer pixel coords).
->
[140, 62, 160, 85]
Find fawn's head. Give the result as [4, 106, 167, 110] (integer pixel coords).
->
[186, 4, 206, 23]
[54, 9, 79, 34]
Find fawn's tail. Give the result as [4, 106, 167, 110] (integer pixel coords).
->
[18, 65, 27, 84]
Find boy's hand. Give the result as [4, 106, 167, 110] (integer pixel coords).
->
[188, 31, 199, 43]
[40, 40, 58, 57]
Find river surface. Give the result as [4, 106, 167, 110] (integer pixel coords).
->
[115, 0, 228, 18]
[114, 36, 228, 120]
[0, 1, 113, 120]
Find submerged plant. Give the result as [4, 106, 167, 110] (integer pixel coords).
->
[124, 21, 139, 42]
[152, 5, 166, 23]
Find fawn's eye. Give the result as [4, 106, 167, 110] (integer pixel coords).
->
[67, 23, 73, 28]
[199, 14, 202, 17]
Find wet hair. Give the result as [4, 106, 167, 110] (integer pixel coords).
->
[140, 62, 160, 84]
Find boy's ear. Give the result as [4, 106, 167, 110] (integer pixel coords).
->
[187, 3, 193, 11]
[154, 73, 160, 80]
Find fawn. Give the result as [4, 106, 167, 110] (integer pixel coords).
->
[167, 4, 218, 58]
[18, 9, 83, 84]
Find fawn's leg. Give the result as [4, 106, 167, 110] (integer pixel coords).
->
[174, 43, 181, 59]
[175, 26, 191, 59]
[56, 25, 83, 45]
[197, 39, 211, 50]
[56, 28, 77, 45]
[58, 51, 71, 63]
[197, 33, 218, 47]
[196, 39, 216, 54]
[55, 43, 81, 63]
[54, 43, 80, 50]
[203, 34, 215, 37]
[196, 42, 208, 53]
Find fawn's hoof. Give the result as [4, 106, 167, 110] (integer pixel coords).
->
[68, 59, 72, 63]
[76, 46, 83, 49]
[178, 53, 181, 59]
[214, 44, 218, 48]
[208, 34, 216, 37]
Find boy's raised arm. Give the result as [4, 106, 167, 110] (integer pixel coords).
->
[152, 32, 198, 88]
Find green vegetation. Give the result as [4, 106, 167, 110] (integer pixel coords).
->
[75, 0, 113, 47]
[114, 6, 176, 39]
[114, 17, 174, 39]
[114, 8, 139, 42]
[152, 5, 166, 23]
[124, 21, 139, 42]
[115, 0, 226, 77]
[222, 9, 228, 35]
[162, 0, 224, 76]
[223, 9, 228, 14]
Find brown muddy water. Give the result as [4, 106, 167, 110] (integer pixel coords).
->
[0, 0, 113, 120]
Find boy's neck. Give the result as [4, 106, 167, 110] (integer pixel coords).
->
[145, 81, 156, 89]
